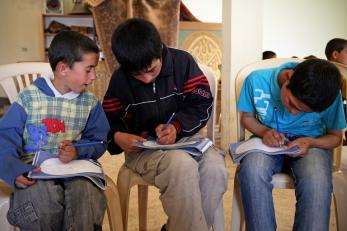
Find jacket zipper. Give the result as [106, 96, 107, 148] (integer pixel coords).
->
[153, 82, 156, 94]
[152, 81, 163, 122]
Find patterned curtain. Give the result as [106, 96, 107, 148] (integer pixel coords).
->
[86, 0, 180, 75]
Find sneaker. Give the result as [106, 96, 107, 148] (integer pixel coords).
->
[161, 224, 166, 231]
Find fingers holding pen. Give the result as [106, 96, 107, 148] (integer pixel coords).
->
[156, 124, 177, 144]
[263, 129, 287, 147]
[58, 140, 78, 163]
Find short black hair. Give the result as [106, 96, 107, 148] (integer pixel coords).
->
[262, 51, 276, 60]
[48, 30, 99, 71]
[325, 38, 347, 60]
[303, 55, 317, 60]
[111, 18, 163, 74]
[287, 59, 342, 112]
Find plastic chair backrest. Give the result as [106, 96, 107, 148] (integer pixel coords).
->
[0, 62, 52, 231]
[0, 62, 53, 103]
[198, 63, 217, 142]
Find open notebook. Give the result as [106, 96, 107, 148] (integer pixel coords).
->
[229, 137, 301, 164]
[135, 138, 213, 159]
[28, 151, 106, 190]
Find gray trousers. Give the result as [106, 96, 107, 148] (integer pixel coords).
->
[125, 135, 228, 231]
[7, 177, 106, 231]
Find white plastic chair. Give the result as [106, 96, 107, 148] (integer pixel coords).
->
[117, 63, 223, 231]
[331, 61, 347, 231]
[0, 62, 123, 231]
[231, 58, 343, 231]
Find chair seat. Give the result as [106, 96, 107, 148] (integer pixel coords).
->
[271, 173, 294, 189]
[333, 170, 347, 231]
[117, 164, 151, 231]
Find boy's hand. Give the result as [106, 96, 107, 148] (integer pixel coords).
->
[114, 132, 145, 154]
[58, 140, 78, 163]
[155, 124, 177, 145]
[263, 129, 287, 147]
[287, 137, 313, 157]
[15, 167, 40, 189]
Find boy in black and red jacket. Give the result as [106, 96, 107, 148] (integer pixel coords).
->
[103, 18, 227, 231]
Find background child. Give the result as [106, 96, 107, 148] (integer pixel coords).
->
[262, 50, 277, 60]
[237, 59, 346, 231]
[325, 38, 347, 65]
[0, 31, 110, 230]
[103, 18, 227, 231]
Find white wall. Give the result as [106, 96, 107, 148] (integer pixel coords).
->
[263, 0, 347, 59]
[221, 0, 264, 148]
[182, 0, 222, 23]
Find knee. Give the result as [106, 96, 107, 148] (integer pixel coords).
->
[200, 153, 228, 187]
[163, 151, 199, 178]
[238, 153, 275, 184]
[295, 169, 332, 195]
[294, 149, 332, 194]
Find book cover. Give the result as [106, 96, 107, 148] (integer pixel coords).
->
[135, 138, 213, 158]
[28, 151, 106, 190]
[229, 137, 301, 164]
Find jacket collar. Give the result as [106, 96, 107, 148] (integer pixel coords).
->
[158, 44, 174, 78]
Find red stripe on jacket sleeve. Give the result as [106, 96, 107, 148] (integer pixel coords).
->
[102, 98, 123, 112]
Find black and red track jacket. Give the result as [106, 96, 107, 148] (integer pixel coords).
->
[102, 45, 213, 154]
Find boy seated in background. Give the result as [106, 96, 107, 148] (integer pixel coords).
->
[237, 59, 346, 231]
[325, 38, 347, 65]
[325, 38, 347, 143]
[0, 31, 110, 230]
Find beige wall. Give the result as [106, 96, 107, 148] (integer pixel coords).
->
[0, 0, 43, 64]
[0, 0, 76, 65]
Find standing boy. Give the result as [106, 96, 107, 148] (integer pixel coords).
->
[103, 18, 227, 231]
[0, 31, 110, 230]
[237, 59, 346, 231]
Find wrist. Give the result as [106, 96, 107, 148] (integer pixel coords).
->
[170, 120, 181, 134]
[114, 131, 123, 144]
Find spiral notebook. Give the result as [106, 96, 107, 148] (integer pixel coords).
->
[229, 137, 301, 164]
[135, 138, 213, 159]
[28, 151, 106, 190]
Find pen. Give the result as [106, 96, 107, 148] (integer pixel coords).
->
[274, 107, 282, 147]
[274, 107, 280, 133]
[163, 112, 176, 130]
[67, 140, 107, 147]
[157, 112, 175, 142]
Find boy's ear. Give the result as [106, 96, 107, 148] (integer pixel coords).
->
[286, 69, 294, 81]
[331, 50, 339, 61]
[56, 61, 69, 76]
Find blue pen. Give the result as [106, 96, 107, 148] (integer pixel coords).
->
[274, 107, 283, 147]
[67, 140, 107, 147]
[274, 107, 289, 147]
[163, 112, 176, 130]
[274, 107, 280, 133]
[157, 112, 175, 142]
